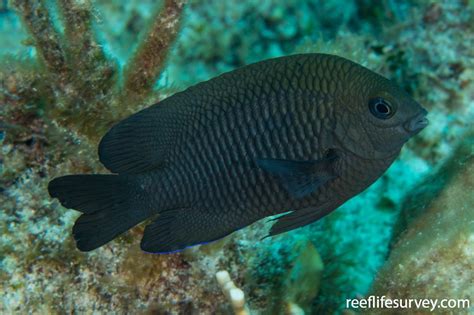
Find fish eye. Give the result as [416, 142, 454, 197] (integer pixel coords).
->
[368, 97, 394, 119]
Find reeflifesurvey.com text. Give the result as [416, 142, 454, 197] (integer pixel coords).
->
[346, 296, 471, 312]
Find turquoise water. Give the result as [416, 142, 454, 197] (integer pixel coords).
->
[1, 1, 473, 314]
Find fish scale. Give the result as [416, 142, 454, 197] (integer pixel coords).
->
[167, 88, 325, 215]
[48, 53, 428, 252]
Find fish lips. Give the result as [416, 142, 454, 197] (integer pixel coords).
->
[404, 109, 429, 135]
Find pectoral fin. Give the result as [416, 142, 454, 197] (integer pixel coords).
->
[257, 154, 338, 198]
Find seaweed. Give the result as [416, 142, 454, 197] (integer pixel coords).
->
[4, 0, 184, 141]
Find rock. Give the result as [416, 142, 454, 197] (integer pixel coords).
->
[368, 130, 474, 314]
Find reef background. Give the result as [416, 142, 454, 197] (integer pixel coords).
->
[1, 0, 473, 314]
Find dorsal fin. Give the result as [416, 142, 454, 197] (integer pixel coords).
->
[98, 99, 190, 174]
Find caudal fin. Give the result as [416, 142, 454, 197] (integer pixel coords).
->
[48, 175, 148, 251]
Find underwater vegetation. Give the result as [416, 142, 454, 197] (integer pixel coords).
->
[1, 0, 473, 314]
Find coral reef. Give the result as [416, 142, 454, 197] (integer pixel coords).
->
[1, 0, 473, 314]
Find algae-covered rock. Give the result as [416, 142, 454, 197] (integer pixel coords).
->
[283, 241, 324, 313]
[368, 130, 474, 314]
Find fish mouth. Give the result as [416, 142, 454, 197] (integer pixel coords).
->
[404, 110, 429, 134]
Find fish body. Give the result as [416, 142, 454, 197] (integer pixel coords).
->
[48, 54, 428, 253]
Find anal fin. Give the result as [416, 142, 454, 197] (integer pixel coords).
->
[268, 202, 337, 237]
[140, 208, 239, 253]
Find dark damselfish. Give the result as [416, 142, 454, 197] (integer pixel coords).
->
[48, 53, 428, 253]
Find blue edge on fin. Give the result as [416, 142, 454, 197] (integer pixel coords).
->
[145, 225, 248, 254]
[147, 240, 214, 255]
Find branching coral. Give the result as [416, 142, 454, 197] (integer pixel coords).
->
[4, 0, 184, 141]
[122, 0, 184, 105]
[216, 270, 250, 315]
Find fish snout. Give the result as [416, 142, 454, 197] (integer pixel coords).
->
[404, 111, 429, 134]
